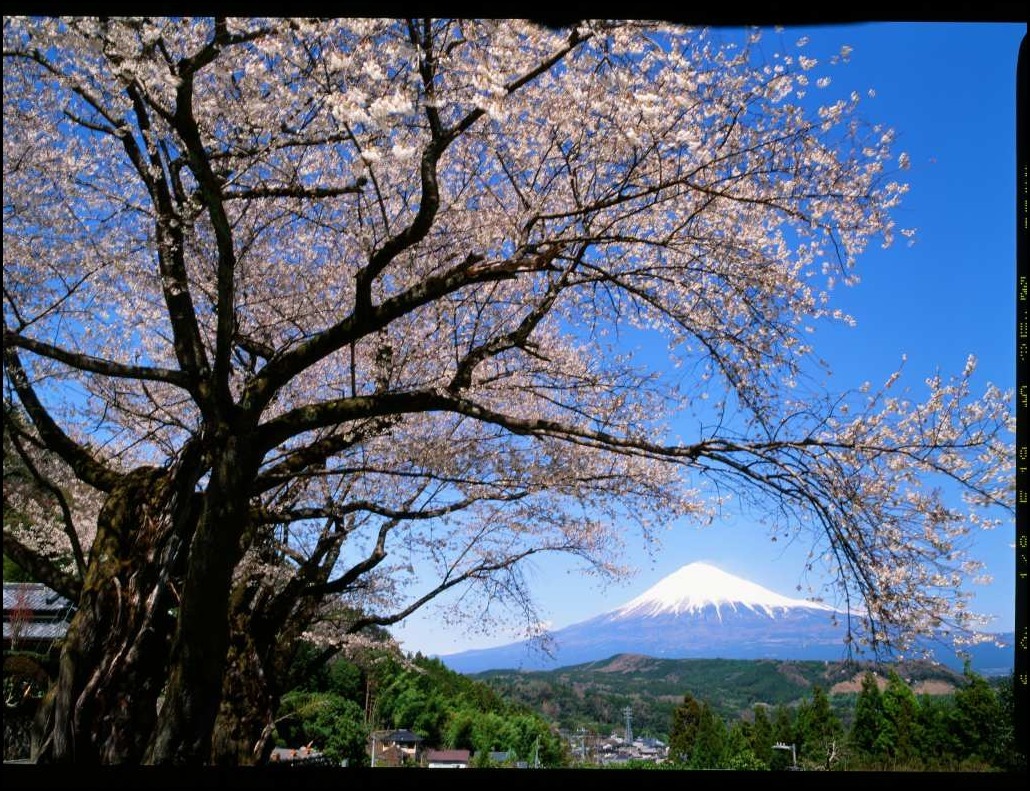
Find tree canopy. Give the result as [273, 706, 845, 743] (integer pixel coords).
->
[1, 17, 1013, 765]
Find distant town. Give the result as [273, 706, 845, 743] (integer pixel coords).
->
[271, 724, 669, 769]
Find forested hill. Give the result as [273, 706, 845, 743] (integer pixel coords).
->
[471, 654, 973, 739]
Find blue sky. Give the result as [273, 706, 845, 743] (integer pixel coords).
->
[390, 21, 1024, 658]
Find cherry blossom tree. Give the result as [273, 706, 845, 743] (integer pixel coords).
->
[2, 17, 1012, 765]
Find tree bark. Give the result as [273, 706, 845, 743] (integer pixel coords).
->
[209, 565, 333, 764]
[209, 581, 278, 766]
[147, 435, 256, 764]
[31, 467, 194, 764]
[28, 434, 294, 767]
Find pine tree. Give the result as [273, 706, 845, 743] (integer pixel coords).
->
[879, 670, 921, 768]
[668, 692, 704, 765]
[850, 671, 885, 764]
[796, 685, 844, 770]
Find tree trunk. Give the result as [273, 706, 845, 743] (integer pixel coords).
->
[147, 436, 256, 764]
[29, 436, 298, 766]
[32, 467, 195, 764]
[208, 572, 328, 765]
[209, 582, 278, 766]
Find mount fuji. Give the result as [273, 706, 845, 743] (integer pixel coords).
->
[437, 562, 1013, 675]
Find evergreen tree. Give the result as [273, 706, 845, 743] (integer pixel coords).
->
[951, 663, 1003, 768]
[914, 693, 959, 769]
[724, 720, 767, 771]
[879, 669, 921, 768]
[850, 671, 885, 764]
[750, 704, 775, 767]
[668, 692, 704, 765]
[770, 703, 797, 771]
[994, 671, 1028, 773]
[796, 685, 844, 770]
[688, 702, 727, 769]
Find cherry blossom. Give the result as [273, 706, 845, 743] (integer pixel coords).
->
[2, 17, 1013, 765]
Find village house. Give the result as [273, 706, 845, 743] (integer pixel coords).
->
[3, 582, 76, 762]
[3, 582, 74, 655]
[424, 748, 471, 768]
[370, 728, 424, 767]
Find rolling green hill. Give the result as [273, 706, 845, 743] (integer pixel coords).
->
[471, 653, 969, 740]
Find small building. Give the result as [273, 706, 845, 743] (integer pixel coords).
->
[3, 582, 75, 654]
[425, 749, 471, 769]
[370, 728, 424, 767]
[3, 582, 75, 762]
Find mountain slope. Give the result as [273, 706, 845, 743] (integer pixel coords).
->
[438, 562, 1012, 675]
[473, 654, 971, 735]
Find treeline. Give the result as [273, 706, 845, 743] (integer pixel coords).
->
[273, 645, 567, 767]
[276, 645, 1024, 773]
[662, 665, 1024, 772]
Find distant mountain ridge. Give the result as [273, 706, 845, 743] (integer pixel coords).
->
[438, 562, 1013, 676]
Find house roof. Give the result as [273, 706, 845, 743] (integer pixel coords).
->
[381, 729, 423, 744]
[2, 621, 69, 642]
[374, 745, 407, 766]
[3, 582, 74, 647]
[270, 746, 323, 762]
[3, 582, 74, 616]
[425, 749, 470, 763]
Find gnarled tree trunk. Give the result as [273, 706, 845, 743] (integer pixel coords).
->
[210, 537, 343, 766]
[209, 581, 279, 766]
[32, 466, 197, 763]
[146, 436, 257, 765]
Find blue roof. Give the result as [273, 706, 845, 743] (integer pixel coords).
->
[383, 729, 423, 743]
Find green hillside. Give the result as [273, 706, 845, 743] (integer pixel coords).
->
[268, 646, 1021, 771]
[471, 653, 968, 740]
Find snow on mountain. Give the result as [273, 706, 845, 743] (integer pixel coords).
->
[437, 561, 851, 674]
[435, 561, 1013, 676]
[610, 562, 838, 621]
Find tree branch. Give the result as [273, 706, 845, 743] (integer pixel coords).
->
[3, 347, 122, 492]
[2, 532, 82, 602]
[4, 331, 191, 388]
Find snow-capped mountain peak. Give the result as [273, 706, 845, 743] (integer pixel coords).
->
[610, 561, 837, 620]
[437, 559, 1009, 675]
